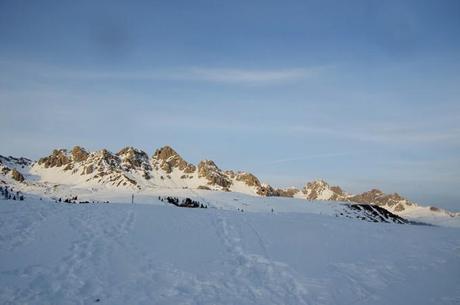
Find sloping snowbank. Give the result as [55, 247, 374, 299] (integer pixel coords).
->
[1, 198, 459, 305]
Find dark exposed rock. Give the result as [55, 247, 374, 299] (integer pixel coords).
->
[152, 146, 195, 174]
[235, 172, 261, 188]
[117, 147, 152, 171]
[160, 196, 207, 208]
[256, 184, 299, 197]
[256, 184, 277, 196]
[394, 203, 406, 212]
[38, 149, 71, 168]
[348, 189, 383, 203]
[11, 169, 24, 182]
[276, 188, 300, 197]
[123, 175, 137, 186]
[96, 149, 121, 170]
[84, 164, 94, 175]
[302, 180, 347, 201]
[348, 189, 413, 211]
[153, 146, 177, 161]
[143, 171, 151, 180]
[197, 160, 232, 188]
[330, 186, 346, 198]
[345, 203, 409, 224]
[71, 146, 89, 162]
[183, 164, 196, 174]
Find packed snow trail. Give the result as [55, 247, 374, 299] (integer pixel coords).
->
[1, 199, 460, 305]
[212, 213, 331, 304]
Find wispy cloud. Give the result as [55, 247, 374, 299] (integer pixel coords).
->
[0, 59, 322, 85]
[181, 67, 315, 84]
[264, 152, 351, 165]
[289, 124, 460, 145]
[56, 67, 317, 84]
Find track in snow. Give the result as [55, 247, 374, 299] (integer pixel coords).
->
[1, 199, 459, 305]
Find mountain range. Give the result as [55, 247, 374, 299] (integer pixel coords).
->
[1, 145, 458, 223]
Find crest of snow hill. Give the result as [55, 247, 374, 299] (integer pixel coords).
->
[0, 146, 457, 217]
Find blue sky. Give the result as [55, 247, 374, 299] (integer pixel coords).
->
[1, 0, 459, 210]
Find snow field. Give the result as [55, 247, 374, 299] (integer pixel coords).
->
[1, 198, 459, 305]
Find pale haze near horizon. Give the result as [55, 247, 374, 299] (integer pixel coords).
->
[0, 0, 459, 210]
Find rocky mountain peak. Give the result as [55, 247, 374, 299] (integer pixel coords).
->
[197, 160, 232, 189]
[348, 189, 413, 212]
[348, 189, 384, 203]
[369, 189, 384, 196]
[117, 147, 151, 171]
[90, 149, 121, 170]
[37, 147, 91, 170]
[117, 146, 146, 157]
[71, 146, 89, 162]
[152, 146, 195, 174]
[255, 184, 299, 197]
[303, 179, 347, 201]
[226, 170, 262, 188]
[38, 149, 71, 169]
[308, 179, 328, 187]
[256, 184, 277, 196]
[235, 172, 261, 188]
[18, 145, 435, 216]
[78, 149, 141, 189]
[153, 146, 178, 161]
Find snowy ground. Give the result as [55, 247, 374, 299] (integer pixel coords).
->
[1, 197, 459, 305]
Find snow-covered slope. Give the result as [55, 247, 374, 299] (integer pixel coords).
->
[300, 180, 460, 224]
[2, 146, 460, 304]
[0, 198, 459, 305]
[1, 145, 459, 226]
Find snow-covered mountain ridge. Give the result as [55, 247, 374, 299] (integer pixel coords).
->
[1, 145, 458, 225]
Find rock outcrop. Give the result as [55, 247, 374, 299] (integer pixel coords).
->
[197, 160, 232, 189]
[256, 184, 299, 197]
[35, 147, 143, 189]
[152, 146, 196, 174]
[11, 169, 24, 182]
[117, 147, 151, 171]
[302, 180, 347, 201]
[348, 189, 414, 212]
[38, 149, 71, 169]
[256, 184, 278, 196]
[344, 203, 409, 224]
[71, 146, 89, 162]
[235, 172, 261, 187]
[276, 187, 300, 197]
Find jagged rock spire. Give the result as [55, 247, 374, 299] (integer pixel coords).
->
[152, 146, 195, 174]
[197, 160, 232, 189]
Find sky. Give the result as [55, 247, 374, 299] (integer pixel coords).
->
[0, 0, 459, 210]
